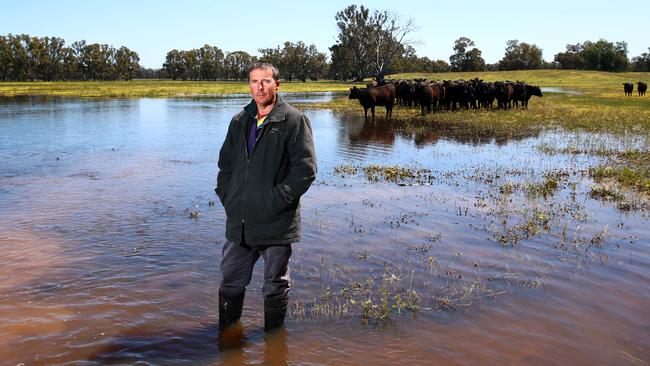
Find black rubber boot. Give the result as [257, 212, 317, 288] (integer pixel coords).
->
[218, 290, 245, 350]
[219, 289, 244, 329]
[264, 294, 288, 331]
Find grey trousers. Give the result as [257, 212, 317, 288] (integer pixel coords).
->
[220, 239, 292, 299]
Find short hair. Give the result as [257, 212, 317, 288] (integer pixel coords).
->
[248, 61, 280, 81]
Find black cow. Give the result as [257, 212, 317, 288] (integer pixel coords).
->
[513, 81, 527, 108]
[397, 80, 416, 107]
[349, 83, 396, 118]
[495, 81, 514, 109]
[523, 84, 543, 108]
[623, 82, 634, 96]
[637, 81, 647, 96]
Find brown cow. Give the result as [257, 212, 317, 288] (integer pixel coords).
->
[414, 82, 442, 115]
[349, 83, 396, 118]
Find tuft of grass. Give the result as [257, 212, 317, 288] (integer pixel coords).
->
[590, 166, 650, 194]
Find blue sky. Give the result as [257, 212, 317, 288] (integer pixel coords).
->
[3, 0, 648, 68]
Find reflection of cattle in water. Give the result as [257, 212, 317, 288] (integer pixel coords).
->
[638, 81, 647, 96]
[623, 82, 634, 96]
[349, 84, 396, 119]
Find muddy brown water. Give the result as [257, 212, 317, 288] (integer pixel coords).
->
[0, 95, 648, 365]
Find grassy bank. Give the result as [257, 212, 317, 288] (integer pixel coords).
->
[0, 79, 354, 98]
[1, 70, 648, 98]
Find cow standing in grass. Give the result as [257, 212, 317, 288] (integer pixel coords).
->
[495, 81, 514, 109]
[414, 82, 442, 115]
[523, 84, 543, 108]
[513, 82, 527, 108]
[638, 81, 647, 96]
[349, 83, 396, 118]
[623, 82, 634, 96]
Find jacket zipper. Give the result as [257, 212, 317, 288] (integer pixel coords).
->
[242, 118, 271, 230]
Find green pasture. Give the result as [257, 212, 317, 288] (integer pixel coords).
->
[0, 79, 353, 98]
[1, 70, 648, 99]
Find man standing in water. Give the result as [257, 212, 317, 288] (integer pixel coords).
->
[215, 62, 317, 333]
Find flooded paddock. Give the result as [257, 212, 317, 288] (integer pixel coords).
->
[0, 95, 648, 365]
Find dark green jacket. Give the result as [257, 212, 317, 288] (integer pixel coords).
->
[216, 96, 317, 245]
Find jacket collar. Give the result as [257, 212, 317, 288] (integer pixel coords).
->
[243, 95, 287, 123]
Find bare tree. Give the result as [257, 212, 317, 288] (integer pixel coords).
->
[332, 5, 416, 82]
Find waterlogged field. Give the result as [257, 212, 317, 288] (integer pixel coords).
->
[0, 79, 353, 98]
[0, 73, 649, 365]
[1, 69, 649, 99]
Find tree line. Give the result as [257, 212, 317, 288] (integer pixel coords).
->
[1, 4, 649, 82]
[0, 34, 140, 81]
[162, 42, 329, 81]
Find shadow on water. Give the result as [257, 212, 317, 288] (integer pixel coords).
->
[86, 323, 289, 365]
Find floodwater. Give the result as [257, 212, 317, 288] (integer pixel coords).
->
[0, 94, 648, 365]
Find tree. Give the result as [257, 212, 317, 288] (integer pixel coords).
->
[554, 43, 583, 69]
[449, 37, 485, 72]
[115, 46, 140, 80]
[224, 51, 255, 81]
[328, 43, 354, 80]
[198, 44, 224, 81]
[0, 34, 139, 81]
[632, 48, 650, 71]
[181, 50, 199, 81]
[431, 59, 450, 73]
[498, 40, 543, 70]
[163, 49, 183, 80]
[0, 36, 10, 81]
[10, 34, 29, 81]
[580, 40, 628, 71]
[61, 46, 78, 80]
[44, 37, 66, 81]
[304, 44, 328, 81]
[554, 39, 629, 71]
[260, 42, 328, 81]
[331, 4, 415, 82]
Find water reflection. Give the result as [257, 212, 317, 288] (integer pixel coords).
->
[335, 112, 541, 148]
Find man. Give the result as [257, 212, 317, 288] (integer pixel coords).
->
[215, 62, 317, 332]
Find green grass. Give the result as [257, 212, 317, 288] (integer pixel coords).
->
[294, 70, 650, 135]
[0, 79, 355, 98]
[2, 70, 648, 99]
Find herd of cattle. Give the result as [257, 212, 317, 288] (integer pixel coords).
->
[348, 78, 543, 118]
[623, 82, 647, 96]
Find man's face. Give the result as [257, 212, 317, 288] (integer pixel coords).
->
[249, 68, 280, 107]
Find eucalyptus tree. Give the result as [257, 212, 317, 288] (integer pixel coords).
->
[449, 37, 486, 72]
[331, 4, 415, 82]
[498, 40, 543, 70]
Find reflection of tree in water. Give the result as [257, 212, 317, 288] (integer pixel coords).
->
[334, 112, 541, 149]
